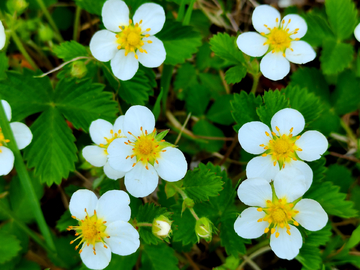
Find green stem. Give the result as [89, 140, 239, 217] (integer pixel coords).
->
[73, 6, 82, 41]
[136, 222, 153, 227]
[237, 245, 271, 270]
[172, 185, 200, 220]
[10, 30, 38, 69]
[183, 0, 196, 26]
[177, 0, 186, 22]
[250, 73, 260, 94]
[160, 65, 174, 113]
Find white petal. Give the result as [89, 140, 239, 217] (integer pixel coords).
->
[124, 163, 158, 198]
[273, 167, 307, 202]
[80, 242, 111, 270]
[260, 51, 290, 81]
[234, 207, 267, 239]
[104, 161, 126, 180]
[102, 0, 130, 32]
[123, 105, 155, 137]
[293, 199, 328, 231]
[69, 189, 98, 220]
[137, 36, 166, 68]
[107, 138, 134, 172]
[354, 23, 360, 42]
[236, 32, 269, 57]
[105, 220, 140, 255]
[246, 156, 280, 182]
[285, 41, 316, 64]
[1, 100, 11, 121]
[0, 146, 14, 176]
[281, 14, 307, 39]
[252, 5, 281, 34]
[270, 225, 302, 260]
[133, 3, 165, 35]
[296, 131, 328, 161]
[238, 122, 271, 155]
[237, 178, 272, 207]
[110, 50, 139, 81]
[0, 21, 5, 50]
[271, 108, 305, 136]
[96, 190, 131, 223]
[113, 115, 125, 136]
[89, 119, 114, 145]
[89, 30, 118, 62]
[10, 122, 32, 150]
[82, 145, 108, 167]
[285, 160, 313, 191]
[154, 147, 187, 182]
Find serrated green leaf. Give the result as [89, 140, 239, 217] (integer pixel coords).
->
[174, 63, 198, 100]
[209, 33, 244, 65]
[308, 157, 326, 184]
[207, 95, 234, 125]
[53, 41, 89, 61]
[198, 72, 226, 99]
[219, 215, 247, 256]
[73, 0, 105, 15]
[185, 84, 210, 116]
[141, 244, 178, 270]
[0, 231, 21, 264]
[225, 65, 247, 84]
[56, 210, 73, 232]
[307, 102, 340, 137]
[171, 206, 197, 245]
[325, 164, 353, 193]
[193, 119, 225, 153]
[302, 11, 334, 47]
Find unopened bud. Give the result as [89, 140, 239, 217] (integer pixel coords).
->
[152, 215, 172, 241]
[195, 217, 213, 242]
[71, 61, 87, 79]
[182, 197, 194, 213]
[39, 24, 53, 42]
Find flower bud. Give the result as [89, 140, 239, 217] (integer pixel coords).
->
[195, 217, 213, 242]
[152, 215, 172, 241]
[39, 24, 53, 42]
[182, 197, 194, 213]
[71, 61, 87, 79]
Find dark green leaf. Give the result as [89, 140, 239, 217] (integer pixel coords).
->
[219, 215, 247, 256]
[302, 11, 334, 47]
[193, 119, 225, 153]
[174, 63, 197, 100]
[141, 244, 179, 270]
[325, 164, 353, 193]
[185, 84, 210, 116]
[56, 210, 73, 232]
[171, 206, 197, 245]
[207, 95, 234, 125]
[0, 52, 8, 80]
[106, 252, 139, 270]
[225, 65, 247, 84]
[73, 0, 105, 15]
[0, 231, 21, 264]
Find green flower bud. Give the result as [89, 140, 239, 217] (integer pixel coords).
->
[71, 61, 87, 79]
[152, 215, 172, 241]
[7, 0, 28, 15]
[39, 24, 53, 42]
[182, 197, 194, 213]
[195, 217, 213, 242]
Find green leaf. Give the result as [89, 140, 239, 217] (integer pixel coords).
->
[0, 231, 21, 264]
[198, 73, 226, 99]
[171, 206, 197, 245]
[141, 244, 179, 270]
[155, 130, 169, 141]
[157, 20, 202, 65]
[56, 210, 73, 232]
[307, 102, 340, 137]
[320, 39, 354, 75]
[73, 0, 105, 15]
[24, 108, 77, 185]
[302, 11, 334, 47]
[193, 119, 225, 153]
[346, 225, 360, 249]
[106, 252, 139, 270]
[219, 215, 247, 256]
[225, 65, 247, 84]
[185, 84, 210, 116]
[209, 33, 244, 65]
[325, 164, 353, 193]
[15, 259, 41, 270]
[325, 0, 357, 41]
[207, 95, 234, 125]
[174, 63, 198, 100]
[0, 52, 9, 80]
[53, 41, 89, 61]
[152, 87, 164, 120]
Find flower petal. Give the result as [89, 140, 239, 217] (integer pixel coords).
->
[246, 155, 280, 182]
[133, 3, 165, 35]
[260, 52, 290, 81]
[270, 225, 302, 260]
[234, 207, 267, 239]
[296, 131, 328, 161]
[104, 161, 126, 180]
[10, 122, 32, 150]
[354, 23, 360, 42]
[286, 41, 316, 64]
[1, 100, 11, 121]
[69, 189, 98, 220]
[0, 146, 14, 176]
[105, 220, 140, 255]
[107, 138, 134, 172]
[113, 115, 125, 136]
[89, 30, 118, 62]
[124, 163, 158, 198]
[271, 108, 305, 136]
[293, 199, 328, 231]
[123, 105, 155, 137]
[252, 5, 281, 34]
[110, 50, 139, 81]
[102, 0, 130, 32]
[154, 147, 187, 182]
[80, 242, 111, 270]
[285, 160, 313, 191]
[282, 14, 307, 39]
[274, 167, 307, 202]
[237, 178, 272, 207]
[0, 21, 5, 50]
[82, 145, 108, 167]
[236, 32, 269, 57]
[96, 190, 131, 223]
[137, 36, 166, 68]
[238, 122, 271, 155]
[89, 119, 114, 145]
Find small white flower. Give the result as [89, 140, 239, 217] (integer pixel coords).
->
[107, 105, 187, 198]
[152, 215, 172, 240]
[354, 23, 360, 42]
[90, 0, 166, 81]
[238, 108, 328, 188]
[0, 100, 32, 176]
[0, 21, 5, 50]
[82, 116, 127, 180]
[68, 189, 140, 270]
[234, 167, 328, 260]
[236, 5, 315, 81]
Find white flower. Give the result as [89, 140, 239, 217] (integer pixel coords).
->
[68, 189, 140, 270]
[0, 100, 32, 176]
[90, 0, 166, 81]
[236, 5, 315, 81]
[354, 23, 360, 42]
[0, 21, 5, 50]
[152, 215, 172, 240]
[238, 108, 328, 189]
[82, 116, 127, 180]
[234, 167, 328, 260]
[107, 105, 187, 198]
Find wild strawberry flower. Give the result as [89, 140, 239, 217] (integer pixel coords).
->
[107, 105, 187, 198]
[236, 5, 316, 81]
[234, 167, 328, 260]
[82, 116, 127, 180]
[68, 189, 140, 270]
[238, 108, 328, 189]
[0, 100, 32, 176]
[354, 23, 360, 42]
[89, 0, 166, 81]
[0, 21, 5, 50]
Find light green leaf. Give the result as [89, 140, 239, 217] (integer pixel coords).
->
[225, 65, 247, 84]
[141, 244, 179, 270]
[302, 11, 334, 47]
[193, 119, 225, 153]
[209, 33, 245, 65]
[0, 231, 21, 264]
[53, 41, 89, 61]
[207, 95, 234, 125]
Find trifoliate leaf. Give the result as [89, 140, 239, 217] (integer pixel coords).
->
[207, 95, 234, 125]
[141, 243, 179, 270]
[53, 41, 89, 61]
[56, 210, 73, 232]
[225, 65, 247, 84]
[185, 84, 210, 116]
[209, 33, 245, 65]
[302, 11, 334, 47]
[157, 20, 202, 65]
[193, 119, 225, 153]
[73, 0, 105, 15]
[219, 215, 247, 256]
[0, 232, 21, 264]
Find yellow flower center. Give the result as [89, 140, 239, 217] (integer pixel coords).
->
[99, 129, 125, 155]
[0, 128, 10, 153]
[115, 19, 153, 60]
[68, 209, 109, 255]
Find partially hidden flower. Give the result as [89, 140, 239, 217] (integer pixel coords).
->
[0, 100, 32, 176]
[236, 5, 316, 81]
[90, 0, 166, 81]
[238, 108, 328, 189]
[82, 116, 127, 180]
[234, 167, 328, 260]
[195, 217, 213, 242]
[107, 105, 188, 198]
[68, 189, 140, 270]
[354, 23, 360, 42]
[152, 215, 172, 241]
[0, 21, 5, 50]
